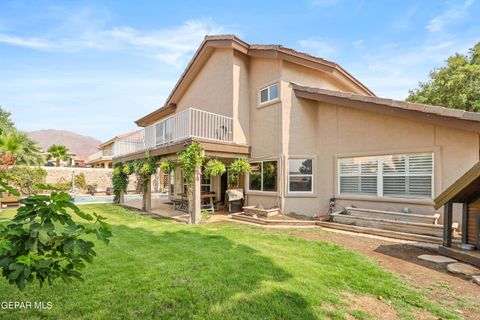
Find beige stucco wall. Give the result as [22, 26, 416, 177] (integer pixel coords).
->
[177, 48, 234, 118]
[279, 93, 479, 223]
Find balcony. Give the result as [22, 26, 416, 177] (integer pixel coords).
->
[144, 108, 233, 148]
[113, 130, 145, 156]
[111, 108, 234, 159]
[86, 149, 113, 163]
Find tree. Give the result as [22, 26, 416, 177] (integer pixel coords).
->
[0, 105, 14, 131]
[0, 129, 44, 169]
[407, 42, 480, 112]
[47, 144, 70, 167]
[0, 106, 44, 168]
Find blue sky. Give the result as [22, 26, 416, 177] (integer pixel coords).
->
[0, 0, 479, 141]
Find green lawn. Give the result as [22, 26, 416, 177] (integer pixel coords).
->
[0, 204, 458, 319]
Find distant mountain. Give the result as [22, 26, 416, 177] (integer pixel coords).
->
[27, 130, 101, 158]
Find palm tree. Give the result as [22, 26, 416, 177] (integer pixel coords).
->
[0, 129, 44, 169]
[47, 144, 70, 167]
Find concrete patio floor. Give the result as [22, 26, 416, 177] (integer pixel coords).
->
[123, 197, 230, 223]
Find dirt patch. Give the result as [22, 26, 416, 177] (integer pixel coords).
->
[289, 228, 480, 320]
[344, 293, 401, 320]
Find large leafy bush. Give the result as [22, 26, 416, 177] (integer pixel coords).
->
[0, 184, 112, 290]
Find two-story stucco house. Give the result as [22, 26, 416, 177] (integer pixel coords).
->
[114, 35, 480, 224]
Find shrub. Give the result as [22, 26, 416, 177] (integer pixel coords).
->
[7, 166, 47, 195]
[0, 184, 112, 290]
[74, 172, 88, 191]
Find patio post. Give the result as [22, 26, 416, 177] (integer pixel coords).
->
[119, 190, 125, 204]
[143, 176, 152, 212]
[461, 202, 468, 245]
[191, 164, 201, 224]
[443, 202, 453, 247]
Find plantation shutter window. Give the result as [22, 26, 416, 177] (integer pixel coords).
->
[339, 157, 378, 195]
[383, 153, 433, 198]
[338, 153, 433, 199]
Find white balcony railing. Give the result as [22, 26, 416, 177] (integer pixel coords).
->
[86, 150, 104, 163]
[111, 108, 233, 158]
[144, 108, 233, 149]
[113, 130, 145, 156]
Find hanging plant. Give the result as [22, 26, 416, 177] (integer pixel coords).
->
[204, 159, 226, 177]
[228, 158, 251, 187]
[122, 162, 133, 175]
[159, 160, 176, 174]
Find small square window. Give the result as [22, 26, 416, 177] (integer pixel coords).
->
[259, 83, 279, 105]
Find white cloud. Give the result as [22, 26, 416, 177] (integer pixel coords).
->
[0, 33, 53, 49]
[308, 0, 339, 7]
[297, 38, 335, 58]
[426, 0, 475, 32]
[352, 39, 364, 49]
[346, 38, 476, 99]
[0, 18, 226, 67]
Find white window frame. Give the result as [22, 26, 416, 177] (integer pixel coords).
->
[288, 158, 314, 194]
[201, 174, 212, 194]
[259, 83, 279, 105]
[248, 160, 278, 193]
[338, 153, 434, 199]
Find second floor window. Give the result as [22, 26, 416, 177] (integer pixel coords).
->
[259, 83, 279, 104]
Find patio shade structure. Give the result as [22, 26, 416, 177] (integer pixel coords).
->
[434, 162, 480, 267]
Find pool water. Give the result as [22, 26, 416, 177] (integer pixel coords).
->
[73, 194, 168, 204]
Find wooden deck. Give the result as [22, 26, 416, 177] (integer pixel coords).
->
[439, 246, 480, 268]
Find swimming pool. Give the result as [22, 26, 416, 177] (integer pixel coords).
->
[73, 194, 168, 204]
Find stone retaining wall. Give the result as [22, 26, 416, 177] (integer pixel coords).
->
[43, 167, 162, 192]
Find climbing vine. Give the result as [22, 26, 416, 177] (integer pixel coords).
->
[177, 142, 205, 218]
[112, 157, 160, 206]
[132, 157, 159, 194]
[178, 142, 205, 185]
[112, 163, 129, 203]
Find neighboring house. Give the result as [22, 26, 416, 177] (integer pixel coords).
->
[87, 130, 144, 168]
[43, 151, 77, 167]
[114, 35, 480, 223]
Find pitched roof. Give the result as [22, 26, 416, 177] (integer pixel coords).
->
[135, 35, 374, 126]
[292, 83, 480, 133]
[434, 162, 480, 209]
